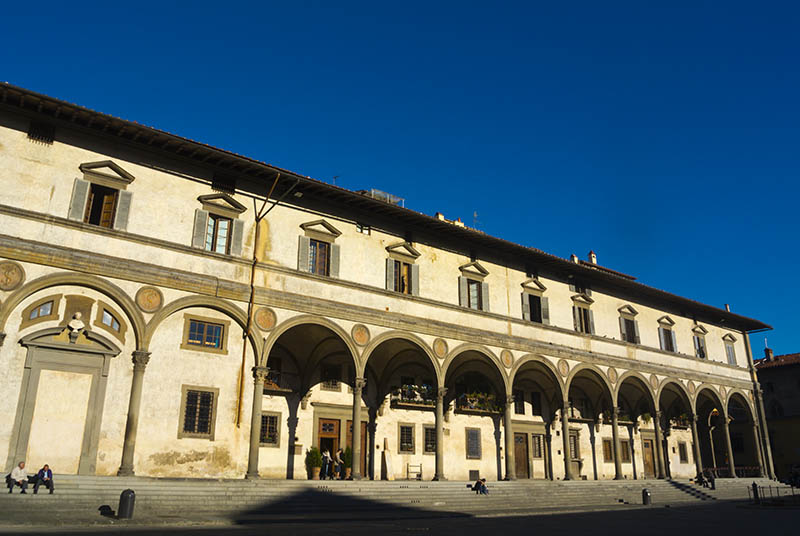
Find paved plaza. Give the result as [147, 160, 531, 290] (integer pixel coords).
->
[1, 502, 795, 535]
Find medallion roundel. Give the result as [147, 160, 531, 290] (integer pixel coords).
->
[0, 261, 25, 291]
[433, 338, 448, 359]
[254, 307, 277, 331]
[351, 324, 370, 346]
[135, 286, 163, 313]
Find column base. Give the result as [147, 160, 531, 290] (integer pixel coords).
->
[432, 475, 447, 481]
[614, 475, 624, 480]
[117, 467, 135, 477]
[504, 476, 517, 481]
[244, 472, 260, 480]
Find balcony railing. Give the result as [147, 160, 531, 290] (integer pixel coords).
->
[455, 392, 503, 414]
[390, 384, 436, 409]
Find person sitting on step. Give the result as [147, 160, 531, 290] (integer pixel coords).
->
[6, 461, 28, 494]
[33, 464, 54, 494]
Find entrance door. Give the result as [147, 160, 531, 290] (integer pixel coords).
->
[569, 432, 581, 478]
[642, 438, 656, 478]
[318, 418, 340, 460]
[347, 420, 368, 474]
[514, 433, 529, 479]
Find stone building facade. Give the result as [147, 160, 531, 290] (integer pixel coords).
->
[755, 351, 800, 481]
[0, 83, 775, 482]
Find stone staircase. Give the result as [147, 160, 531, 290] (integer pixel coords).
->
[0, 475, 785, 525]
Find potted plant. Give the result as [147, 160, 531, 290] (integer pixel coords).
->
[305, 446, 322, 480]
[344, 446, 353, 479]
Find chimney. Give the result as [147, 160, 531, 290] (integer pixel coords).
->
[724, 304, 731, 312]
[435, 212, 445, 221]
[588, 250, 597, 264]
[570, 254, 579, 264]
[764, 348, 774, 362]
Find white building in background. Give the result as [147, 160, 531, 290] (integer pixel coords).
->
[0, 82, 774, 482]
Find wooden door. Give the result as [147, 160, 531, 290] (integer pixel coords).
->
[347, 420, 368, 474]
[642, 438, 656, 478]
[514, 433, 529, 479]
[569, 432, 581, 478]
[318, 418, 340, 454]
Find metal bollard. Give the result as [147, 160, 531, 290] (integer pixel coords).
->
[118, 489, 136, 519]
[642, 488, 652, 505]
[751, 482, 760, 504]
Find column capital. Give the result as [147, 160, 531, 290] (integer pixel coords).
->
[437, 387, 448, 400]
[132, 350, 151, 369]
[252, 366, 270, 384]
[655, 410, 663, 419]
[354, 377, 366, 391]
[506, 394, 516, 406]
[612, 406, 620, 417]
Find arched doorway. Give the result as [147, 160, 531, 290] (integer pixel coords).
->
[658, 381, 695, 479]
[565, 367, 614, 480]
[617, 374, 657, 480]
[696, 387, 730, 477]
[727, 392, 762, 477]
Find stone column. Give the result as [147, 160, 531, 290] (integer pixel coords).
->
[589, 423, 598, 480]
[611, 407, 623, 480]
[504, 394, 516, 480]
[245, 366, 269, 479]
[433, 387, 447, 481]
[754, 389, 776, 479]
[722, 415, 736, 478]
[117, 350, 151, 476]
[752, 423, 765, 477]
[690, 414, 704, 476]
[652, 410, 666, 479]
[351, 377, 366, 480]
[561, 403, 573, 480]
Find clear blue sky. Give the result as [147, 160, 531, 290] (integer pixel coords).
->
[3, 1, 797, 354]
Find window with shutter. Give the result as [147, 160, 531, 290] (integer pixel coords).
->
[309, 239, 331, 276]
[424, 426, 436, 453]
[399, 424, 415, 453]
[466, 428, 482, 459]
[568, 433, 579, 459]
[205, 214, 232, 254]
[603, 439, 613, 462]
[531, 434, 543, 458]
[694, 335, 707, 359]
[574, 306, 593, 334]
[393, 260, 413, 294]
[527, 294, 543, 323]
[725, 342, 736, 365]
[621, 318, 637, 343]
[621, 440, 631, 463]
[660, 327, 676, 352]
[467, 279, 482, 310]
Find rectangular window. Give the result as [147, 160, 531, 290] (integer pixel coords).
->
[399, 424, 415, 453]
[678, 441, 688, 463]
[694, 336, 707, 359]
[356, 223, 371, 235]
[180, 387, 217, 439]
[725, 343, 737, 365]
[424, 426, 436, 454]
[186, 319, 224, 349]
[84, 183, 118, 228]
[622, 318, 637, 343]
[531, 391, 542, 416]
[531, 434, 543, 458]
[467, 279, 482, 310]
[528, 294, 543, 323]
[621, 440, 631, 463]
[204, 214, 232, 254]
[568, 433, 579, 459]
[603, 439, 613, 462]
[659, 327, 676, 352]
[260, 413, 280, 446]
[514, 389, 525, 415]
[309, 239, 331, 276]
[574, 306, 593, 334]
[394, 260, 413, 294]
[466, 428, 481, 459]
[321, 365, 341, 391]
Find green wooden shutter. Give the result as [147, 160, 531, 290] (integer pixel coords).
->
[113, 190, 133, 231]
[541, 297, 550, 325]
[229, 219, 245, 257]
[619, 317, 627, 341]
[458, 276, 468, 307]
[192, 209, 209, 249]
[572, 306, 580, 331]
[385, 258, 395, 291]
[480, 282, 489, 312]
[658, 327, 666, 350]
[68, 178, 90, 221]
[329, 243, 341, 278]
[297, 235, 311, 272]
[670, 330, 677, 353]
[633, 320, 640, 343]
[588, 310, 595, 335]
[521, 293, 531, 321]
[410, 264, 420, 296]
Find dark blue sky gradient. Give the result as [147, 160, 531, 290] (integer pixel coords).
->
[2, 1, 797, 353]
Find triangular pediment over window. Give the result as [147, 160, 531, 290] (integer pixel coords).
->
[618, 305, 638, 316]
[79, 160, 134, 187]
[198, 193, 247, 217]
[722, 333, 737, 342]
[521, 277, 547, 293]
[571, 293, 594, 305]
[386, 241, 421, 260]
[300, 219, 342, 239]
[657, 315, 675, 327]
[459, 261, 489, 278]
[692, 324, 709, 335]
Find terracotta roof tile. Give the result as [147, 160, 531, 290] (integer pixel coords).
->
[755, 353, 800, 369]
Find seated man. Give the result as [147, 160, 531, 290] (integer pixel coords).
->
[7, 461, 28, 494]
[33, 464, 54, 495]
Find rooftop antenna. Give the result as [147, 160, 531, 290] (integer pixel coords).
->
[332, 175, 340, 186]
[473, 210, 479, 228]
[764, 337, 768, 349]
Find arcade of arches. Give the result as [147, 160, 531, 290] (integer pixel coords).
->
[0, 278, 773, 481]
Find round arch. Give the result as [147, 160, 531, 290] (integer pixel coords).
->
[509, 353, 565, 400]
[263, 314, 359, 371]
[144, 295, 261, 362]
[694, 384, 725, 415]
[565, 363, 615, 403]
[727, 389, 756, 421]
[616, 370, 657, 413]
[0, 271, 145, 348]
[441, 343, 508, 392]
[655, 378, 693, 412]
[360, 330, 440, 384]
